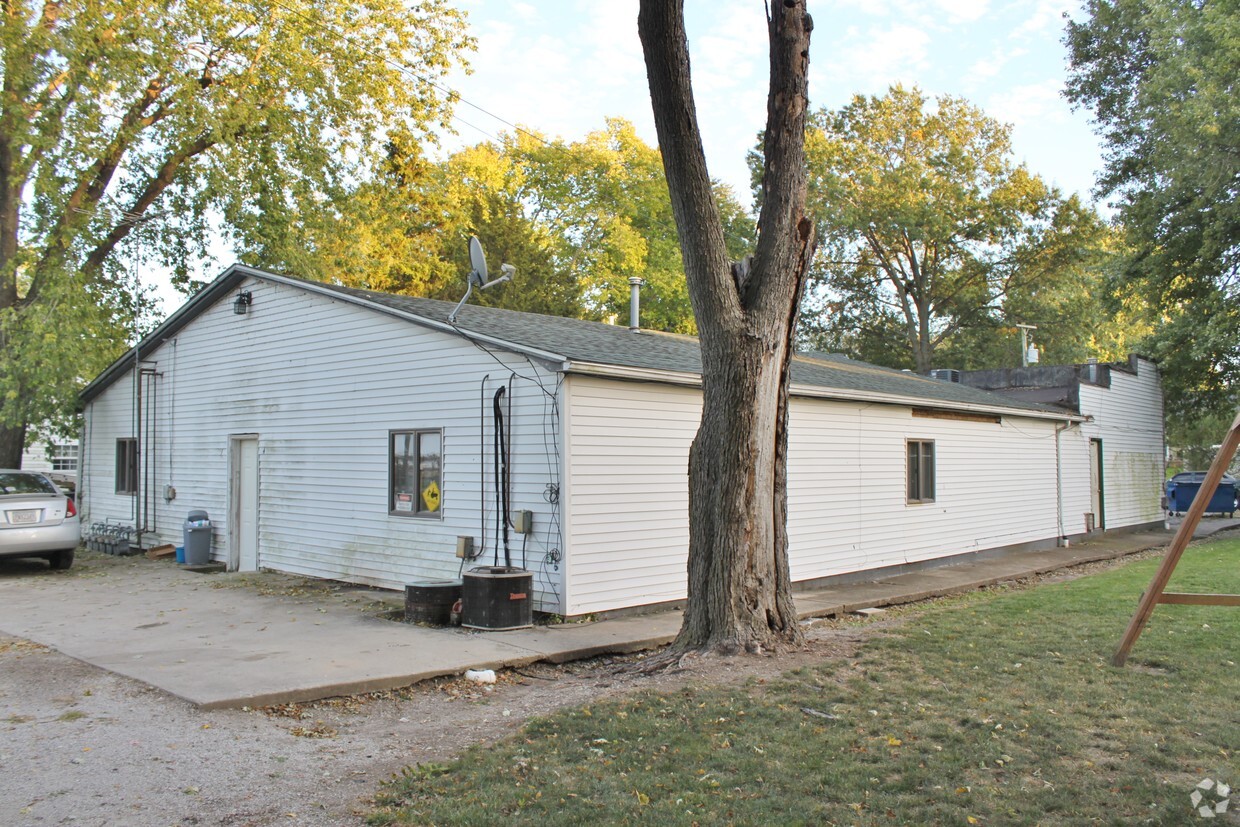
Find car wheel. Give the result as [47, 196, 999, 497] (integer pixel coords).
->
[48, 549, 74, 570]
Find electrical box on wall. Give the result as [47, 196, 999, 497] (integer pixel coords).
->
[163, 485, 177, 501]
[513, 510, 533, 534]
[456, 536, 475, 559]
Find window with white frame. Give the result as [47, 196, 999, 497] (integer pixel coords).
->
[51, 443, 77, 472]
[906, 439, 936, 503]
[390, 429, 442, 517]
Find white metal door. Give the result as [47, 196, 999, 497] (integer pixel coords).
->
[232, 436, 259, 571]
[1088, 438, 1104, 531]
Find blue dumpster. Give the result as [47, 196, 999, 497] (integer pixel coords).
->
[1166, 472, 1238, 516]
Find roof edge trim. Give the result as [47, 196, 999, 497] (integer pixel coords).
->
[566, 361, 1084, 423]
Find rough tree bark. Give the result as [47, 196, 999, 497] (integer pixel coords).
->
[638, 0, 816, 653]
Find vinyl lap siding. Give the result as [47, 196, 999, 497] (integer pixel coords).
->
[787, 402, 1063, 579]
[563, 378, 697, 615]
[565, 375, 1068, 616]
[82, 277, 567, 612]
[1078, 358, 1164, 529]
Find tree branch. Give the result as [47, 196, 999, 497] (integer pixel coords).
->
[749, 0, 814, 317]
[24, 74, 171, 302]
[637, 0, 733, 324]
[80, 133, 217, 278]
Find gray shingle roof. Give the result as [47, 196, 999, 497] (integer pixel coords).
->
[311, 278, 1071, 419]
[80, 264, 1075, 420]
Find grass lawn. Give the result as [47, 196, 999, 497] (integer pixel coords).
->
[370, 537, 1240, 826]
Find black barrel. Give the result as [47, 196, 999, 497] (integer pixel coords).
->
[404, 579, 463, 625]
[461, 566, 533, 630]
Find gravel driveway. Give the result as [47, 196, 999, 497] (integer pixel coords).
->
[0, 631, 608, 827]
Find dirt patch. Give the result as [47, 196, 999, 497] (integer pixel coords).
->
[0, 622, 868, 827]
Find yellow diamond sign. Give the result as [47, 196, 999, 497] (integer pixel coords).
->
[421, 480, 441, 512]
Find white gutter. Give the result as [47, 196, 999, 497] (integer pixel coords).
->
[565, 360, 1086, 424]
[565, 361, 702, 388]
[789, 382, 1086, 423]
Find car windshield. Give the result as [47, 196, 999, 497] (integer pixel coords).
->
[0, 472, 57, 495]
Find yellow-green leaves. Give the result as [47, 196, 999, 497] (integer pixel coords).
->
[0, 0, 474, 457]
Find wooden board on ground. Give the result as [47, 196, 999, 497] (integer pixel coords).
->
[145, 544, 176, 560]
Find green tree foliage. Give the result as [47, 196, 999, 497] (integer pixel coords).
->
[338, 119, 754, 332]
[794, 85, 1113, 374]
[1166, 407, 1240, 473]
[1066, 0, 1240, 415]
[0, 0, 472, 465]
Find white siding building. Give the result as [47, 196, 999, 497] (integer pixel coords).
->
[80, 266, 1165, 617]
[959, 356, 1165, 536]
[20, 435, 79, 488]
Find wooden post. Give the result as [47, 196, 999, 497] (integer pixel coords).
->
[1112, 408, 1240, 666]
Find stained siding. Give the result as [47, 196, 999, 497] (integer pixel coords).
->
[82, 277, 567, 612]
[564, 375, 1070, 616]
[1077, 358, 1164, 529]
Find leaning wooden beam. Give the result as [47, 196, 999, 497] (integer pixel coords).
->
[1112, 408, 1240, 667]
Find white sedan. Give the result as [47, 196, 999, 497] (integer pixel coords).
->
[0, 469, 80, 570]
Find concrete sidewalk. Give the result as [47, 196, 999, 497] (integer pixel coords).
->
[0, 518, 1234, 709]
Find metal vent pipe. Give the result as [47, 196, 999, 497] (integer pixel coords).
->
[628, 277, 644, 333]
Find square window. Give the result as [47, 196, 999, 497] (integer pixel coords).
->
[51, 443, 77, 472]
[907, 439, 935, 503]
[390, 429, 442, 517]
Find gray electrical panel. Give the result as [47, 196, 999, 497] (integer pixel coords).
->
[513, 510, 533, 534]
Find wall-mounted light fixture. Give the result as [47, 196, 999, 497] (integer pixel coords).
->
[233, 290, 253, 315]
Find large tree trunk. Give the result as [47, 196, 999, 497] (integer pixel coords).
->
[639, 0, 815, 653]
[0, 120, 27, 470]
[0, 422, 26, 469]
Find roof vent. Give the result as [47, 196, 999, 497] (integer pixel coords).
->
[628, 277, 644, 333]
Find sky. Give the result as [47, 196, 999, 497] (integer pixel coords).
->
[152, 0, 1106, 313]
[443, 0, 1105, 208]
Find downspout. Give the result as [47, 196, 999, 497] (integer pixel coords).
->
[1055, 421, 1070, 546]
[80, 402, 91, 524]
[132, 355, 140, 529]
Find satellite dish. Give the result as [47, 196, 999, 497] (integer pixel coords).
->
[469, 236, 488, 285]
[448, 237, 517, 324]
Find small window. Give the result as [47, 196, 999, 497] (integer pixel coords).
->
[116, 438, 138, 494]
[907, 439, 935, 503]
[390, 429, 442, 517]
[51, 443, 78, 472]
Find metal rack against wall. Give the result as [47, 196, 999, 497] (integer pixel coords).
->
[85, 522, 136, 556]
